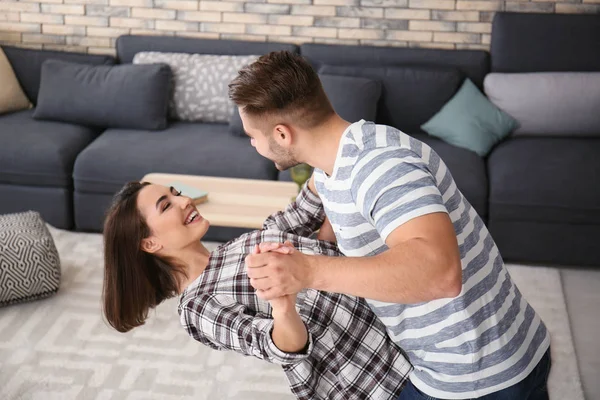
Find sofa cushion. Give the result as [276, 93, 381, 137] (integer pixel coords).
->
[1, 45, 114, 104]
[301, 43, 490, 88]
[0, 110, 99, 187]
[484, 72, 600, 137]
[411, 133, 488, 219]
[488, 137, 600, 225]
[229, 73, 382, 137]
[319, 74, 382, 123]
[491, 12, 600, 73]
[34, 60, 172, 130]
[73, 122, 278, 194]
[319, 64, 462, 133]
[133, 52, 257, 123]
[116, 35, 299, 64]
[0, 48, 31, 115]
[422, 78, 518, 156]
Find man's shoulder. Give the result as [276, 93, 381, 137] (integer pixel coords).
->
[347, 121, 419, 156]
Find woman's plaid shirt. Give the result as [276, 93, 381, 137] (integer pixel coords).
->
[178, 184, 412, 400]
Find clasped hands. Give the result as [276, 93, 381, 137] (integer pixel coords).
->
[246, 241, 311, 312]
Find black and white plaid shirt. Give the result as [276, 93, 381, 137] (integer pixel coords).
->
[178, 185, 412, 400]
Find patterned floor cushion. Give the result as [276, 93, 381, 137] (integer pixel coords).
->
[0, 211, 61, 306]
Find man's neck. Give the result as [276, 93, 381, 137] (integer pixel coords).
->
[298, 115, 352, 176]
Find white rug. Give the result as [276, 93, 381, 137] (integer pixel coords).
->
[0, 227, 584, 400]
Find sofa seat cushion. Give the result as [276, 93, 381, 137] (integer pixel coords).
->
[488, 137, 600, 225]
[0, 110, 99, 187]
[411, 133, 488, 219]
[73, 122, 278, 194]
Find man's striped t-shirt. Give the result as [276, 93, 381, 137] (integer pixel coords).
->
[313, 120, 550, 399]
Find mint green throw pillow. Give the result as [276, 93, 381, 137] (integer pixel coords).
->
[421, 78, 519, 157]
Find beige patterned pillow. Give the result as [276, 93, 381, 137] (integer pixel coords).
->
[133, 52, 258, 123]
[0, 48, 31, 115]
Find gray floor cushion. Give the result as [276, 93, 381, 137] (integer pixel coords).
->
[0, 211, 61, 306]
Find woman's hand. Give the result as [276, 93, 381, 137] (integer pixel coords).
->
[251, 243, 298, 313]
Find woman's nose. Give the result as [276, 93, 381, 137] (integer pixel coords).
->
[179, 195, 193, 208]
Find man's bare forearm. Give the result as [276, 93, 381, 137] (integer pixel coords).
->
[306, 238, 462, 304]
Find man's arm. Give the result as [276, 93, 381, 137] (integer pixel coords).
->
[248, 212, 461, 303]
[307, 212, 462, 303]
[261, 174, 326, 237]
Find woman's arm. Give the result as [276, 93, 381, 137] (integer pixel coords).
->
[256, 244, 308, 353]
[180, 292, 312, 365]
[270, 295, 308, 353]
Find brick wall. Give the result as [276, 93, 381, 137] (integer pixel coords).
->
[0, 0, 599, 56]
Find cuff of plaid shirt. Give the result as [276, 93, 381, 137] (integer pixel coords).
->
[266, 319, 314, 364]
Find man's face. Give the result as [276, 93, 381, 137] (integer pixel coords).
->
[239, 108, 299, 171]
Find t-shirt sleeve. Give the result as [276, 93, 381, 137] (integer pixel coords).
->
[350, 147, 448, 241]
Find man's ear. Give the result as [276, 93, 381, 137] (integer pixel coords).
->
[273, 124, 294, 148]
[141, 237, 162, 254]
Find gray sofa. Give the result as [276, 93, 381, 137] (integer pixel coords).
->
[1, 12, 598, 256]
[0, 10, 599, 398]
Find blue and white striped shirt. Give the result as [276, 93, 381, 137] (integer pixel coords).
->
[314, 120, 550, 399]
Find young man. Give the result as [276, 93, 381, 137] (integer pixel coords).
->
[229, 51, 551, 400]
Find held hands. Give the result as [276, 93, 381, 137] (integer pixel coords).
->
[246, 241, 311, 302]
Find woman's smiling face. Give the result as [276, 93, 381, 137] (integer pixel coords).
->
[136, 184, 210, 255]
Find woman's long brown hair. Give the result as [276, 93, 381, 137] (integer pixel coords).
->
[102, 181, 185, 333]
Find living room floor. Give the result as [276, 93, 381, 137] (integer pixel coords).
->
[0, 226, 594, 400]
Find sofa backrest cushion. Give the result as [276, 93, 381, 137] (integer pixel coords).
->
[319, 64, 462, 133]
[34, 60, 172, 131]
[484, 72, 600, 136]
[319, 74, 382, 124]
[116, 35, 299, 64]
[301, 43, 490, 88]
[491, 12, 600, 73]
[1, 46, 115, 104]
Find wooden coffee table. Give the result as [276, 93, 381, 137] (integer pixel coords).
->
[141, 173, 299, 229]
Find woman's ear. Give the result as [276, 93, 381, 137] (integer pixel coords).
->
[140, 237, 162, 254]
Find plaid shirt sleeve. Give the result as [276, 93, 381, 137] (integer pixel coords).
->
[262, 182, 325, 237]
[181, 292, 315, 365]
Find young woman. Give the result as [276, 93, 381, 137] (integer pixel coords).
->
[102, 180, 412, 400]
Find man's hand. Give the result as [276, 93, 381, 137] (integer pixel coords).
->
[246, 242, 312, 301]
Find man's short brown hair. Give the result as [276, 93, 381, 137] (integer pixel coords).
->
[228, 51, 335, 130]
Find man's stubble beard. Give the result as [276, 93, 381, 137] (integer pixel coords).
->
[268, 136, 300, 171]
